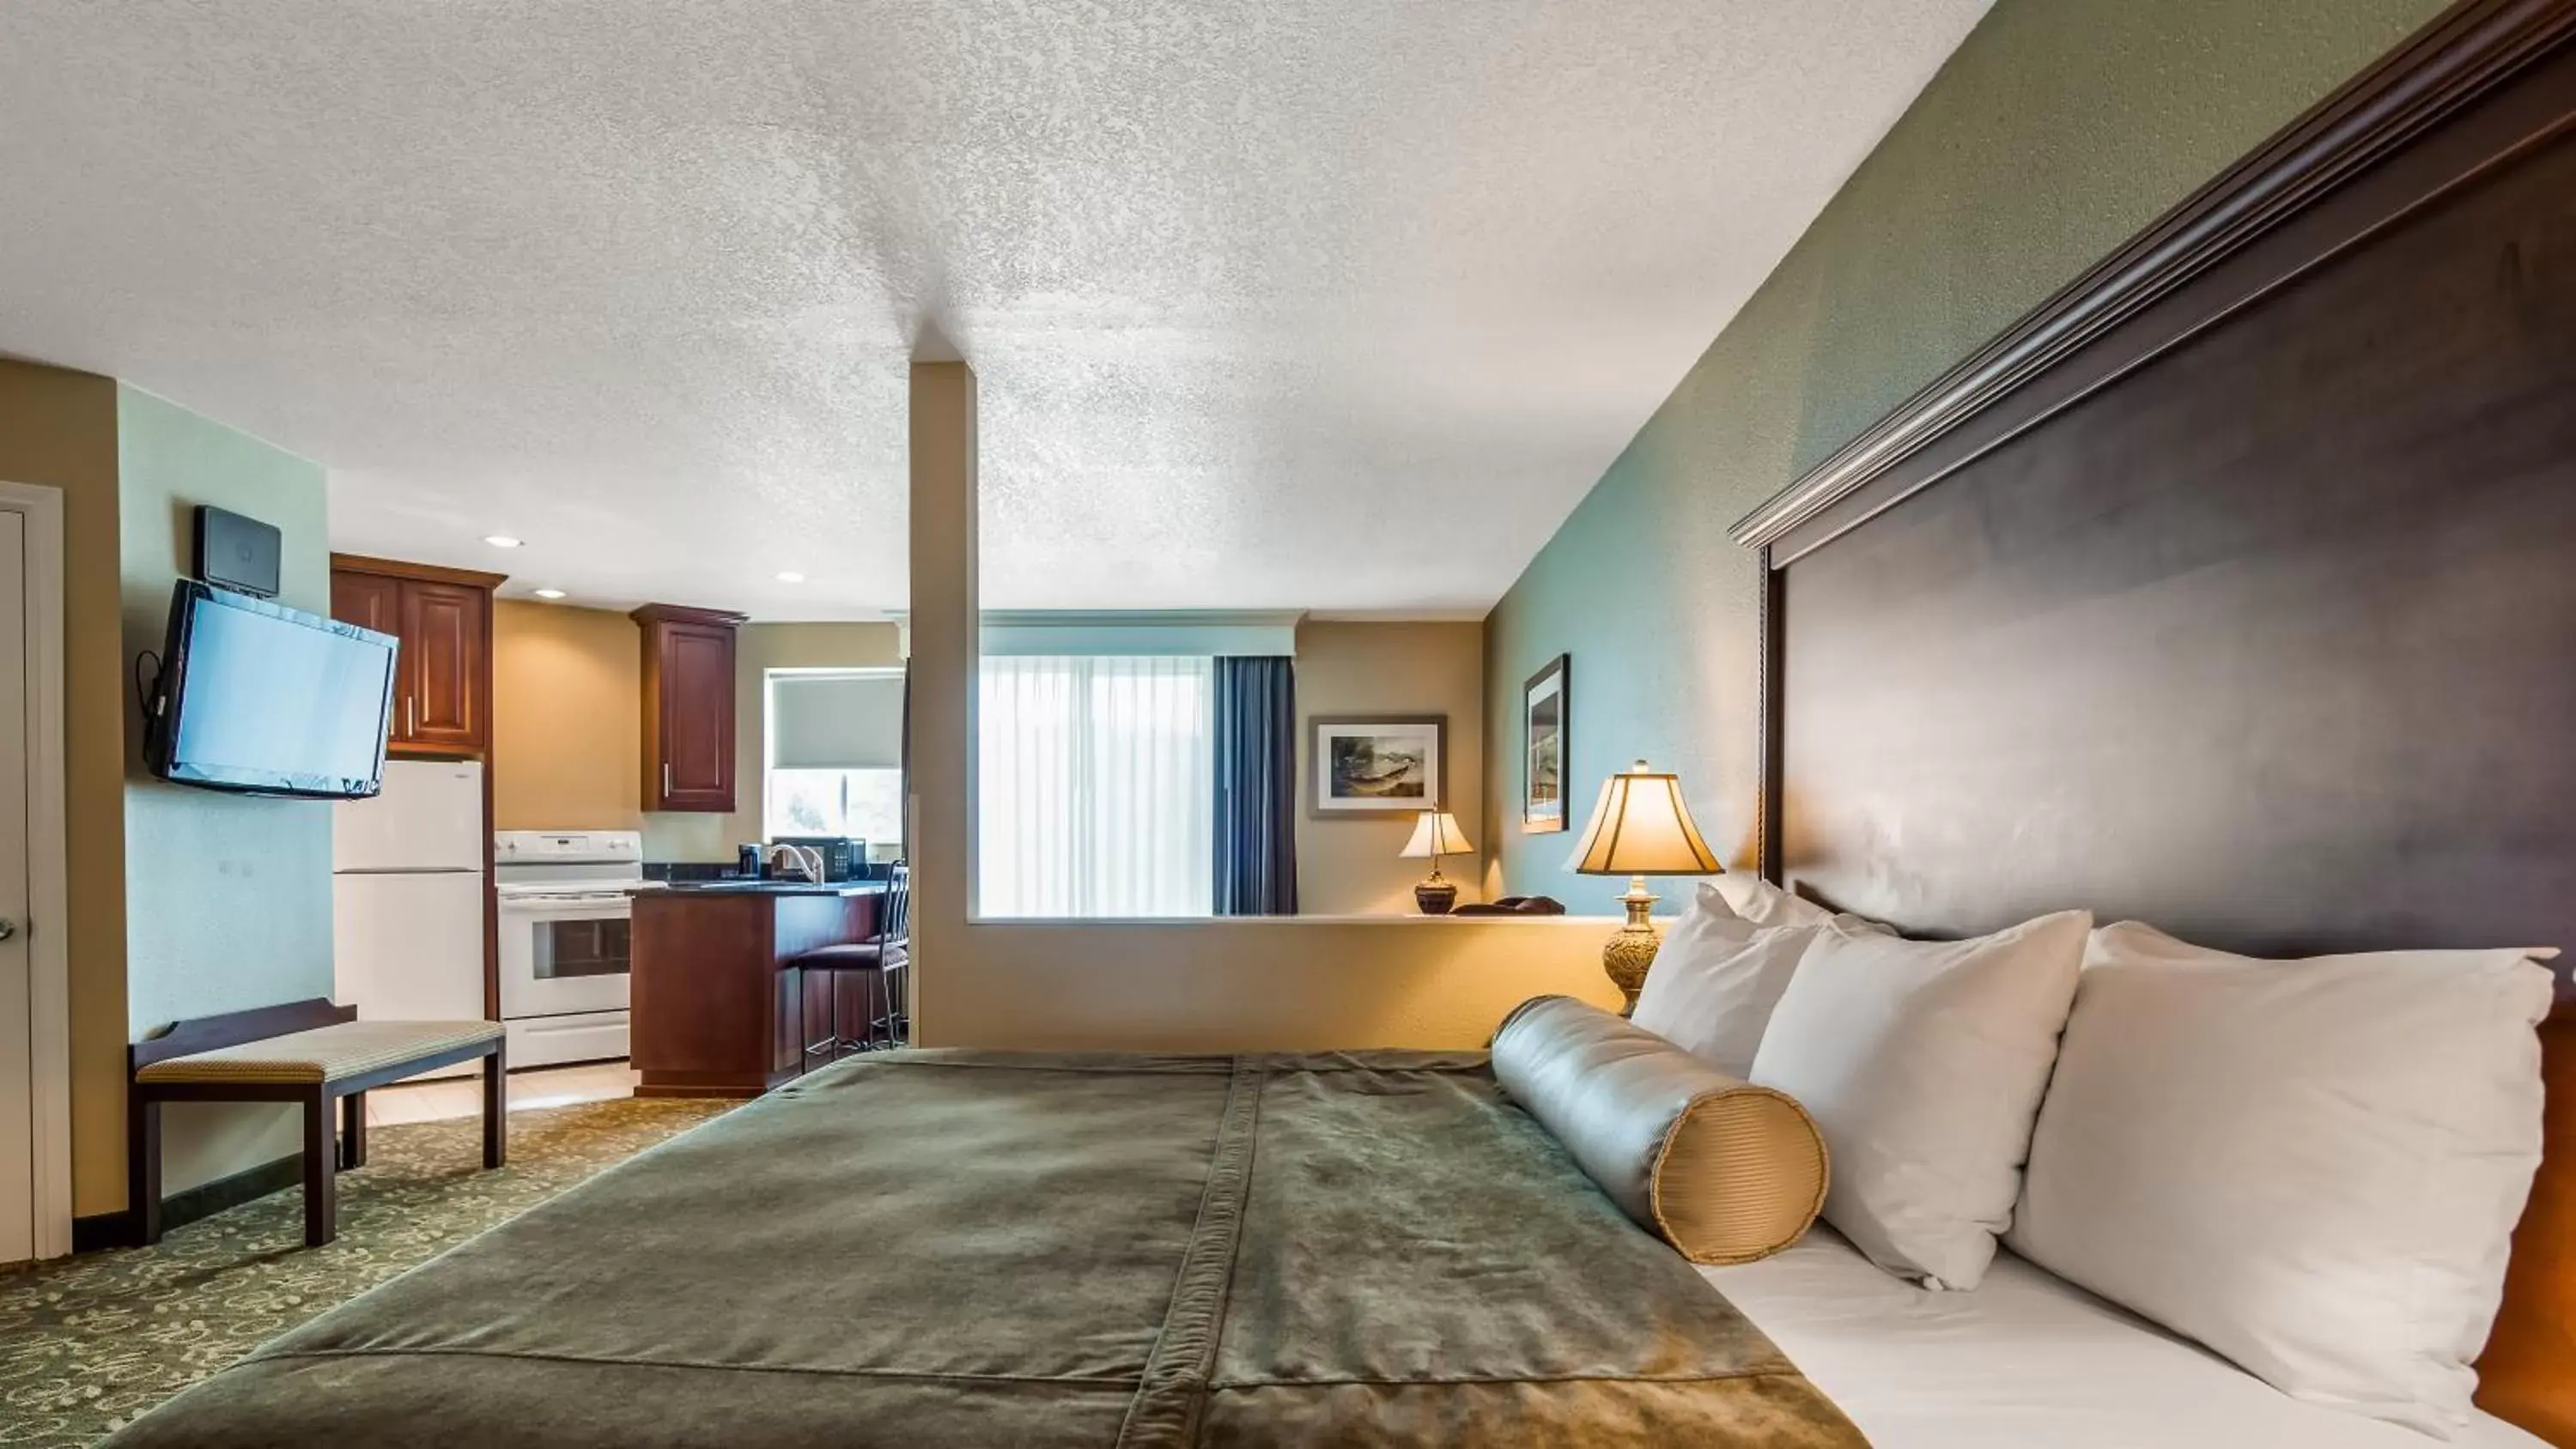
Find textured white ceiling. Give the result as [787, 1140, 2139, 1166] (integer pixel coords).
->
[0, 0, 1990, 618]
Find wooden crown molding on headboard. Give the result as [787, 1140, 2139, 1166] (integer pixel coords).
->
[1727, 0, 2576, 556]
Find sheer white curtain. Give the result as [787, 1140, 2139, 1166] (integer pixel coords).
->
[978, 655, 1214, 917]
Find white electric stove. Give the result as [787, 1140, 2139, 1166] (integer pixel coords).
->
[494, 830, 662, 1068]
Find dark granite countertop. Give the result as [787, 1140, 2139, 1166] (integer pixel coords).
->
[643, 880, 888, 898]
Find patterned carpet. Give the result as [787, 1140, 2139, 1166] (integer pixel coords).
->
[0, 1096, 732, 1448]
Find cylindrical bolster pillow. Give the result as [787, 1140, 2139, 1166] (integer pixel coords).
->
[1492, 995, 1828, 1265]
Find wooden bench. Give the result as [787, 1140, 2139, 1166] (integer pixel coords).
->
[129, 999, 507, 1248]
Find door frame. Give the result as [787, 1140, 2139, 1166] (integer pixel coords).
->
[0, 481, 70, 1260]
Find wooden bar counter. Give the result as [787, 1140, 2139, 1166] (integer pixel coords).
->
[629, 882, 885, 1098]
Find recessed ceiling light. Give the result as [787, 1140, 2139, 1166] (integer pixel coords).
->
[483, 535, 525, 549]
[532, 587, 567, 601]
[775, 571, 805, 584]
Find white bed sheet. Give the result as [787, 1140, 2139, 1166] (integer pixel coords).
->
[1704, 1229, 2543, 1449]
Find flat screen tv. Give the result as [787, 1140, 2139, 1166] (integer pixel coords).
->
[144, 580, 398, 799]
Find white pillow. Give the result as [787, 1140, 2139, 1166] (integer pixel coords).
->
[1711, 874, 1892, 934]
[1748, 909, 2090, 1289]
[1710, 874, 1834, 928]
[1631, 884, 1823, 1078]
[2008, 922, 2556, 1436]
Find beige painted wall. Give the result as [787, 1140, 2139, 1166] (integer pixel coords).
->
[936, 917, 1618, 1047]
[492, 601, 643, 833]
[0, 361, 129, 1216]
[906, 360, 1614, 1052]
[1293, 621, 1485, 915]
[491, 603, 903, 857]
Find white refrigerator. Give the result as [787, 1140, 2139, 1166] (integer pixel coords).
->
[333, 760, 488, 1080]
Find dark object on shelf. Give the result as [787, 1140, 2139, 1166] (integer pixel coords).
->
[1414, 880, 1459, 915]
[1449, 895, 1566, 917]
[737, 843, 766, 881]
[193, 505, 282, 598]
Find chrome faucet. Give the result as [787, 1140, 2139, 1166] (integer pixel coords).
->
[764, 842, 825, 884]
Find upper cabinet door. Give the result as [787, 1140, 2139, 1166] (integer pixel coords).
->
[634, 604, 746, 814]
[330, 570, 404, 640]
[656, 621, 737, 811]
[400, 580, 489, 752]
[331, 556, 504, 758]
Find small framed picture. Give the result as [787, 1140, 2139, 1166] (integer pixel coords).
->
[1522, 654, 1570, 834]
[1309, 715, 1445, 817]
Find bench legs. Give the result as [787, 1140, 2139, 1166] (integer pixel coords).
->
[303, 1088, 338, 1247]
[483, 1040, 507, 1169]
[338, 1091, 368, 1170]
[129, 1094, 163, 1246]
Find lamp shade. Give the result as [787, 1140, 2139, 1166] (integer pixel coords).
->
[1400, 810, 1474, 858]
[1566, 761, 1722, 876]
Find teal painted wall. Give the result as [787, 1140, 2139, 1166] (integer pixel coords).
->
[117, 385, 336, 1197]
[1484, 0, 2449, 910]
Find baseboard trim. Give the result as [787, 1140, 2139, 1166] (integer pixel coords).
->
[71, 1151, 304, 1252]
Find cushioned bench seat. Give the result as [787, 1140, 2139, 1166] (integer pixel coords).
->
[136, 1020, 503, 1086]
[129, 1000, 507, 1248]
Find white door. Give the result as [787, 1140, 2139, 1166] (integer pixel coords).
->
[0, 511, 33, 1264]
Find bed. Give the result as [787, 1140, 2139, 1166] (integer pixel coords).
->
[1708, 1232, 2549, 1449]
[100, 1049, 1865, 1449]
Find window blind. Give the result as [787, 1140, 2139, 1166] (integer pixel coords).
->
[769, 671, 906, 771]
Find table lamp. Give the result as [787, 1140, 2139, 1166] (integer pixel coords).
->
[1400, 809, 1474, 914]
[1567, 760, 1722, 1010]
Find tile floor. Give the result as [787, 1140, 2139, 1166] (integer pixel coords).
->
[363, 1058, 639, 1125]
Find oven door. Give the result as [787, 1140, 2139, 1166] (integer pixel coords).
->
[498, 892, 635, 1019]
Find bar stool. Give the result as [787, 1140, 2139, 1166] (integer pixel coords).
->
[789, 866, 910, 1054]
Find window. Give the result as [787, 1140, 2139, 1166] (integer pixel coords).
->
[766, 766, 905, 845]
[979, 655, 1213, 918]
[763, 670, 906, 852]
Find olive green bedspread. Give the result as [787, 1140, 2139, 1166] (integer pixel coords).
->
[103, 1050, 1865, 1448]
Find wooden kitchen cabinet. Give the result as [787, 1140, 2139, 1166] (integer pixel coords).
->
[629, 886, 884, 1097]
[330, 555, 504, 756]
[402, 580, 489, 752]
[633, 603, 748, 813]
[329, 569, 402, 638]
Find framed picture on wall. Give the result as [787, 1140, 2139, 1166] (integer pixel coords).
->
[1309, 715, 1445, 817]
[1522, 654, 1569, 834]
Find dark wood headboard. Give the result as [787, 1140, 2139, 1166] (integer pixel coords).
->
[1729, 0, 2576, 1440]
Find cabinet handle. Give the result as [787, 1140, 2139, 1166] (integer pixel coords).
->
[404, 696, 416, 736]
[663, 761, 673, 799]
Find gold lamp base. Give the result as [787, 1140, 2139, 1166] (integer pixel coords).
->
[1601, 876, 1662, 1014]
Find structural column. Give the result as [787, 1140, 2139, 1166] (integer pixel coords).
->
[906, 360, 978, 1046]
